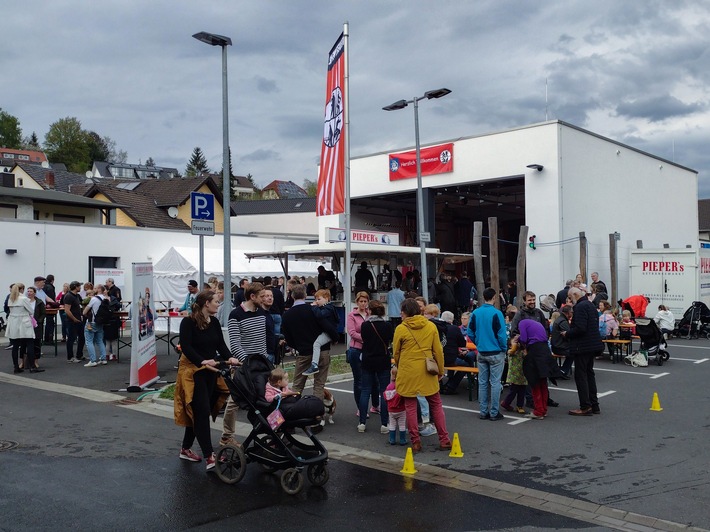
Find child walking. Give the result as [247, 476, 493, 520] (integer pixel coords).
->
[383, 366, 407, 445]
[500, 339, 527, 414]
[304, 289, 339, 376]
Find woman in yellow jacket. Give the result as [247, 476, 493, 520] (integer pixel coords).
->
[393, 298, 451, 453]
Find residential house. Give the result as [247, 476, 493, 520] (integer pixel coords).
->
[261, 180, 307, 199]
[92, 161, 179, 180]
[0, 148, 48, 172]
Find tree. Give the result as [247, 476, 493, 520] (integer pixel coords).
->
[103, 135, 127, 163]
[43, 117, 91, 173]
[22, 132, 40, 150]
[0, 108, 23, 149]
[145, 157, 155, 167]
[302, 178, 317, 197]
[86, 131, 110, 163]
[185, 147, 209, 177]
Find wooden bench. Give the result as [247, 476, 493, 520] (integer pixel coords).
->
[602, 339, 632, 363]
[443, 366, 479, 401]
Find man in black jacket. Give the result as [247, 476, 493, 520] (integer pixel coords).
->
[282, 284, 337, 400]
[510, 291, 548, 336]
[564, 287, 603, 416]
[550, 305, 573, 379]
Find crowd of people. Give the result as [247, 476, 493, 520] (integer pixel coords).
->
[4, 275, 123, 373]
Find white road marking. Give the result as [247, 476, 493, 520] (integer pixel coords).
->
[650, 372, 670, 379]
[594, 367, 667, 378]
[696, 358, 709, 364]
[668, 357, 706, 362]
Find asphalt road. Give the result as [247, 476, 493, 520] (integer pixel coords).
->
[1, 334, 709, 530]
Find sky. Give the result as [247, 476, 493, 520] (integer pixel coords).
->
[4, 1, 710, 195]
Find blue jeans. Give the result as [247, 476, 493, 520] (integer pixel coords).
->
[416, 396, 429, 420]
[271, 313, 282, 336]
[359, 369, 389, 425]
[84, 322, 106, 362]
[477, 352, 505, 416]
[347, 347, 379, 410]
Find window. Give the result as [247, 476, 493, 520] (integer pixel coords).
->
[0, 204, 17, 219]
[53, 214, 85, 223]
[110, 167, 134, 178]
[18, 154, 29, 161]
[2, 153, 14, 159]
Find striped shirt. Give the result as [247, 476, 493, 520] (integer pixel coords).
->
[228, 304, 267, 361]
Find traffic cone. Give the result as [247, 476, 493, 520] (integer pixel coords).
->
[400, 447, 417, 474]
[449, 432, 464, 458]
[650, 392, 663, 411]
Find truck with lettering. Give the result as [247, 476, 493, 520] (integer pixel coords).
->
[629, 245, 710, 317]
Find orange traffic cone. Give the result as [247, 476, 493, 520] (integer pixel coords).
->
[449, 432, 464, 458]
[650, 392, 663, 411]
[400, 447, 417, 474]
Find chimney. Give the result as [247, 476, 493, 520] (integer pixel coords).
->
[46, 171, 55, 189]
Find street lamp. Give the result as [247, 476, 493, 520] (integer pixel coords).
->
[193, 31, 232, 327]
[383, 88, 451, 302]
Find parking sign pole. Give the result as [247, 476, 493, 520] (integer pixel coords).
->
[199, 235, 205, 288]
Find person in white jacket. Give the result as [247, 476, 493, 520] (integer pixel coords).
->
[654, 305, 675, 338]
[5, 283, 43, 374]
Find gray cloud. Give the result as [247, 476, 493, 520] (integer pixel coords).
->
[616, 95, 706, 122]
[240, 149, 281, 162]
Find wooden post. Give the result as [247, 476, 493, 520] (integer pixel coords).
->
[579, 231, 587, 283]
[609, 233, 618, 306]
[473, 221, 484, 306]
[488, 217, 500, 309]
[517, 226, 528, 299]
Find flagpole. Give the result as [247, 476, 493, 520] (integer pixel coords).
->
[343, 21, 352, 317]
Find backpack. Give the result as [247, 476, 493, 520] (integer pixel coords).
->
[108, 295, 122, 312]
[599, 315, 610, 338]
[93, 296, 112, 325]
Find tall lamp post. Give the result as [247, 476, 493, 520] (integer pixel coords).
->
[383, 88, 451, 303]
[193, 31, 232, 327]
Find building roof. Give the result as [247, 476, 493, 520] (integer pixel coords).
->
[233, 175, 254, 189]
[231, 197, 316, 215]
[79, 183, 190, 230]
[262, 180, 307, 199]
[93, 161, 180, 180]
[14, 163, 91, 193]
[0, 184, 125, 210]
[699, 199, 710, 232]
[0, 147, 48, 167]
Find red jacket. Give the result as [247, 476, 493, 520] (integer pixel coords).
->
[623, 295, 649, 318]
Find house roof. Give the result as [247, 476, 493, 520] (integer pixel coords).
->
[93, 161, 179, 180]
[80, 183, 190, 230]
[14, 163, 91, 193]
[262, 180, 307, 199]
[231, 197, 316, 215]
[0, 147, 48, 167]
[0, 184, 125, 210]
[233, 175, 253, 189]
[699, 199, 710, 231]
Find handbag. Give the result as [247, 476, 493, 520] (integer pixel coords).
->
[267, 396, 286, 430]
[370, 321, 393, 359]
[30, 315, 38, 328]
[405, 326, 439, 375]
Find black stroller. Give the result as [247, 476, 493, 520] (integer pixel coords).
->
[214, 355, 329, 495]
[674, 301, 710, 339]
[633, 318, 670, 366]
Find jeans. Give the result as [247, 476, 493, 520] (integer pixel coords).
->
[403, 394, 450, 446]
[347, 347, 379, 410]
[416, 396, 429, 420]
[84, 322, 106, 362]
[58, 310, 69, 340]
[477, 352, 505, 417]
[271, 313, 282, 336]
[359, 369, 389, 425]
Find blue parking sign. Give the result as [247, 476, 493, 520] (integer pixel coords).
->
[191, 192, 214, 220]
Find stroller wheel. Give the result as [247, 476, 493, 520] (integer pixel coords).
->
[656, 354, 664, 366]
[215, 444, 246, 485]
[660, 350, 670, 362]
[307, 463, 330, 487]
[280, 468, 305, 495]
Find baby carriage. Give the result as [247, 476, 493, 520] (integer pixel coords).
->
[539, 294, 557, 316]
[674, 301, 710, 339]
[214, 354, 329, 495]
[630, 318, 670, 366]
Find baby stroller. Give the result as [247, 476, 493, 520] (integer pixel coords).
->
[674, 301, 710, 339]
[214, 354, 329, 495]
[539, 294, 557, 317]
[632, 318, 670, 366]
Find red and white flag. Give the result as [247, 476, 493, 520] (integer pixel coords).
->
[316, 33, 346, 216]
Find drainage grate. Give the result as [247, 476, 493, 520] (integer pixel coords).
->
[0, 440, 19, 452]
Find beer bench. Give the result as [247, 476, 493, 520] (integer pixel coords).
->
[602, 339, 632, 363]
[443, 366, 479, 401]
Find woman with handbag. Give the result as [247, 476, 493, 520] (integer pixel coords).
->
[5, 283, 42, 373]
[25, 286, 46, 369]
[392, 298, 451, 453]
[358, 300, 394, 434]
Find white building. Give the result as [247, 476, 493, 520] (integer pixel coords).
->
[317, 120, 698, 298]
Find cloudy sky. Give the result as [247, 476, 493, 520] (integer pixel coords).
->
[5, 1, 710, 195]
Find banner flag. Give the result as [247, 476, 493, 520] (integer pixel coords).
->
[388, 143, 454, 181]
[130, 262, 158, 389]
[316, 33, 346, 216]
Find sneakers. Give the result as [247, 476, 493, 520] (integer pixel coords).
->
[179, 448, 202, 462]
[357, 423, 366, 433]
[525, 413, 544, 420]
[206, 453, 216, 472]
[380, 425, 389, 434]
[420, 424, 437, 437]
[68, 357, 80, 363]
[302, 362, 319, 376]
[108, 354, 117, 361]
[515, 406, 526, 414]
[84, 361, 98, 367]
[99, 360, 108, 365]
[370, 406, 380, 414]
[490, 412, 505, 421]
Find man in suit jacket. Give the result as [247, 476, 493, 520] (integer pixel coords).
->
[282, 283, 338, 400]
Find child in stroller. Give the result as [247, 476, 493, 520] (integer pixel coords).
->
[632, 318, 670, 366]
[213, 355, 329, 495]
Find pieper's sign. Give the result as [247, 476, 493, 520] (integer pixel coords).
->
[326, 227, 399, 246]
[642, 261, 685, 273]
[388, 143, 454, 181]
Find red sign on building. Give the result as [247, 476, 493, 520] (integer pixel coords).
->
[388, 143, 454, 181]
